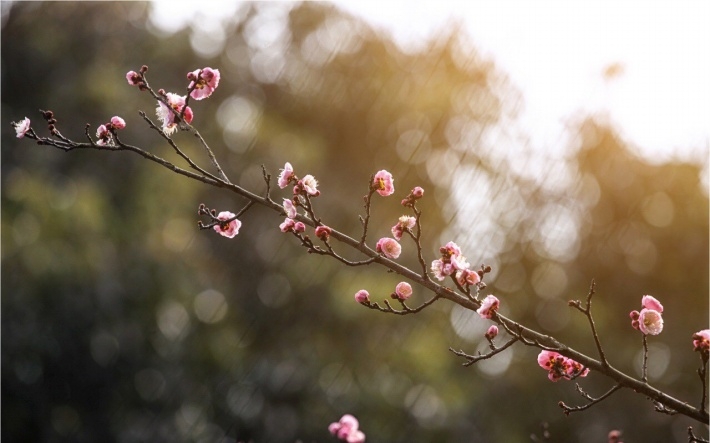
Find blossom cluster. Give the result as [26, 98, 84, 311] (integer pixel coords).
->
[126, 66, 220, 135]
[95, 116, 126, 146]
[629, 295, 664, 336]
[537, 350, 590, 382]
[328, 414, 365, 443]
[430, 241, 481, 289]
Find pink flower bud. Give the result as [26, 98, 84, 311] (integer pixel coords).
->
[394, 282, 412, 300]
[411, 186, 424, 198]
[126, 70, 141, 85]
[315, 225, 332, 241]
[354, 289, 370, 303]
[485, 325, 498, 340]
[293, 221, 306, 233]
[110, 116, 126, 130]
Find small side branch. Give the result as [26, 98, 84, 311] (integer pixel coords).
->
[359, 188, 376, 245]
[450, 337, 519, 367]
[567, 279, 608, 366]
[410, 205, 430, 280]
[362, 294, 441, 316]
[558, 384, 622, 416]
[688, 427, 709, 443]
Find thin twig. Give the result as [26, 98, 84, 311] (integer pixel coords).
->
[359, 187, 376, 245]
[558, 384, 622, 415]
[568, 279, 608, 366]
[450, 337, 519, 367]
[688, 427, 709, 443]
[362, 294, 441, 315]
[642, 334, 649, 383]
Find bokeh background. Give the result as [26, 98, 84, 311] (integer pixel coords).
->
[2, 2, 708, 442]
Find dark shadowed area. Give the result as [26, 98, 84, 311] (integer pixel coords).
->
[2, 2, 708, 442]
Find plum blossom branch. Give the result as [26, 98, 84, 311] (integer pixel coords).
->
[128, 66, 230, 183]
[14, 65, 710, 429]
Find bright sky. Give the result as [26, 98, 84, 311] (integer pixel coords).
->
[331, 0, 710, 164]
[151, 1, 710, 165]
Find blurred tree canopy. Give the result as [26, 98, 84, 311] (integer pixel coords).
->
[2, 2, 707, 442]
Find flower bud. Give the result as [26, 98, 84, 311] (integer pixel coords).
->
[315, 225, 332, 241]
[354, 289, 370, 303]
[485, 325, 499, 340]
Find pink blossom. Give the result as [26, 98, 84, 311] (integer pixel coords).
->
[456, 269, 481, 287]
[188, 67, 221, 100]
[278, 162, 294, 189]
[376, 237, 401, 259]
[213, 211, 241, 238]
[156, 93, 193, 135]
[110, 116, 126, 130]
[631, 295, 665, 335]
[394, 282, 412, 301]
[95, 124, 111, 146]
[293, 221, 305, 233]
[412, 186, 424, 198]
[372, 170, 394, 196]
[126, 70, 141, 86]
[315, 225, 332, 241]
[692, 329, 710, 354]
[641, 295, 664, 313]
[450, 253, 470, 271]
[638, 308, 663, 335]
[431, 241, 470, 281]
[329, 414, 365, 443]
[354, 289, 370, 303]
[391, 215, 416, 240]
[476, 295, 499, 319]
[280, 218, 295, 233]
[301, 174, 319, 196]
[283, 199, 297, 219]
[441, 241, 462, 257]
[537, 350, 588, 382]
[485, 325, 498, 340]
[430, 259, 447, 281]
[13, 117, 30, 138]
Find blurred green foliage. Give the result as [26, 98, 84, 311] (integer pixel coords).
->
[2, 2, 707, 442]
